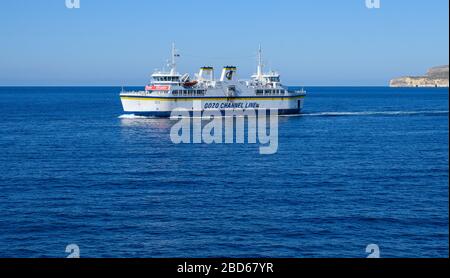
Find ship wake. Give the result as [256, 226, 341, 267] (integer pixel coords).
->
[294, 110, 449, 117]
[118, 114, 158, 119]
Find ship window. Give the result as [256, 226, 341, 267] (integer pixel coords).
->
[269, 77, 280, 82]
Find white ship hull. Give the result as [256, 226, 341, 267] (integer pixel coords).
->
[120, 93, 305, 117]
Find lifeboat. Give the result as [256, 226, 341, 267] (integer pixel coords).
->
[183, 80, 198, 87]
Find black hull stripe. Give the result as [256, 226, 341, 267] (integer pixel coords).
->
[122, 109, 302, 118]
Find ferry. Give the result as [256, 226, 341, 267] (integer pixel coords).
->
[120, 44, 306, 117]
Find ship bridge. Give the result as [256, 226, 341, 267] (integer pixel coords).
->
[251, 45, 281, 86]
[150, 43, 182, 85]
[151, 72, 181, 83]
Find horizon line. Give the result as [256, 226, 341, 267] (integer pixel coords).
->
[0, 84, 395, 88]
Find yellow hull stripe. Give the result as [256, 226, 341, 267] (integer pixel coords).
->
[121, 96, 305, 101]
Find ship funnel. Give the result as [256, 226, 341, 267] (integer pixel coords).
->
[198, 66, 214, 81]
[220, 66, 237, 81]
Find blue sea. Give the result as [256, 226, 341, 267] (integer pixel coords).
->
[0, 86, 448, 258]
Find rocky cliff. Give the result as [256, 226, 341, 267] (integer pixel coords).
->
[390, 65, 449, 87]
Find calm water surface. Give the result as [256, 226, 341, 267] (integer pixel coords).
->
[0, 87, 448, 257]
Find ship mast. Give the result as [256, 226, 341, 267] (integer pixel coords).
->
[257, 44, 263, 80]
[170, 42, 177, 75]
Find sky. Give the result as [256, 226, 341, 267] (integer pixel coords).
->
[0, 0, 448, 86]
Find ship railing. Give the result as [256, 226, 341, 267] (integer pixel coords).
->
[287, 88, 307, 95]
[120, 90, 151, 96]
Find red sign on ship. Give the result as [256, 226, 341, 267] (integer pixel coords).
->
[145, 85, 170, 91]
